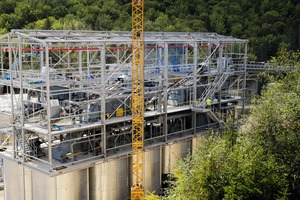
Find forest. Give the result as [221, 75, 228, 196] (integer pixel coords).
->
[0, 0, 299, 61]
[1, 1, 300, 199]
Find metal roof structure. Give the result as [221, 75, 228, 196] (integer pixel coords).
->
[2, 30, 248, 44]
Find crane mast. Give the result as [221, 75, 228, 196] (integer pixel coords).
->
[131, 0, 145, 199]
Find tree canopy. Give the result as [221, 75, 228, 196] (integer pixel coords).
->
[0, 0, 299, 61]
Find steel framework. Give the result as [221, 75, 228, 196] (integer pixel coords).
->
[0, 30, 249, 198]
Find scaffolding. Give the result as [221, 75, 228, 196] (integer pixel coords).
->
[0, 30, 248, 175]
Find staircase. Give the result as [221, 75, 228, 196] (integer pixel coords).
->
[205, 109, 225, 126]
[145, 65, 204, 108]
[197, 72, 230, 108]
[191, 71, 231, 128]
[18, 138, 32, 156]
[171, 65, 204, 90]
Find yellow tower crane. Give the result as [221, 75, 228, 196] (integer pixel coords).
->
[131, 0, 145, 199]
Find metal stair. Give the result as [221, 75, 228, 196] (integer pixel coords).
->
[145, 65, 204, 108]
[171, 65, 204, 90]
[18, 138, 32, 156]
[191, 108, 225, 126]
[192, 71, 230, 128]
[205, 109, 225, 126]
[197, 72, 230, 108]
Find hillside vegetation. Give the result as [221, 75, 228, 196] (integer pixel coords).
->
[0, 0, 299, 61]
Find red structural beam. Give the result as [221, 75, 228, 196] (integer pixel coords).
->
[2, 45, 224, 52]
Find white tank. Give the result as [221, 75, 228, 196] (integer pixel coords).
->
[89, 157, 130, 200]
[4, 159, 31, 200]
[162, 140, 192, 174]
[3, 159, 88, 200]
[31, 170, 57, 200]
[192, 135, 205, 154]
[144, 147, 161, 194]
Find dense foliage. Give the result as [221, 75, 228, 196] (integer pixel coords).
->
[0, 0, 299, 61]
[249, 49, 300, 199]
[145, 49, 300, 199]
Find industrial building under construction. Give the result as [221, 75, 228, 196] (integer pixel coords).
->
[0, 30, 259, 199]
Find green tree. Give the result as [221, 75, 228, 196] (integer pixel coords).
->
[24, 17, 56, 30]
[249, 49, 300, 199]
[0, 0, 16, 14]
[51, 14, 90, 30]
[163, 131, 287, 200]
